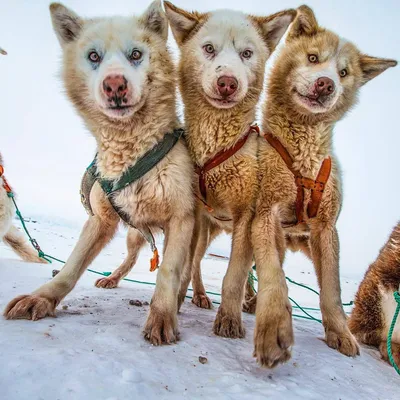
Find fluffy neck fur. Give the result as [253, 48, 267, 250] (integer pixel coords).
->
[80, 75, 176, 180]
[182, 76, 261, 167]
[263, 88, 335, 177]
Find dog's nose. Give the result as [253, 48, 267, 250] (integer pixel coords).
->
[217, 76, 238, 97]
[102, 75, 128, 99]
[315, 77, 335, 96]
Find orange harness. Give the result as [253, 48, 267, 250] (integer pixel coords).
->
[194, 125, 259, 216]
[262, 132, 332, 225]
[0, 165, 13, 194]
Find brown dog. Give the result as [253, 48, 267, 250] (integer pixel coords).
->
[349, 222, 400, 366]
[251, 5, 397, 367]
[164, 1, 296, 337]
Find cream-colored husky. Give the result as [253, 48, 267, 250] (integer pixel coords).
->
[4, 1, 195, 345]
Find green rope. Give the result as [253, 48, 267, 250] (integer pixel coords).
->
[387, 291, 400, 375]
[7, 193, 350, 324]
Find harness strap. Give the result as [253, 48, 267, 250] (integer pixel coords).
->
[0, 165, 13, 194]
[80, 128, 184, 272]
[263, 132, 331, 225]
[195, 124, 259, 203]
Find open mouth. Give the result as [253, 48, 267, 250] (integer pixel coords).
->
[294, 89, 328, 111]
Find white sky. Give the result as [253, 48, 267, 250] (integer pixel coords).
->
[0, 0, 399, 277]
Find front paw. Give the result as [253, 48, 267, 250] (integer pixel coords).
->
[325, 326, 360, 357]
[4, 295, 56, 321]
[192, 293, 212, 309]
[95, 277, 119, 289]
[213, 308, 245, 338]
[143, 306, 179, 345]
[254, 302, 293, 368]
[242, 295, 257, 314]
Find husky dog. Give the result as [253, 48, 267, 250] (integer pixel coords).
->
[164, 1, 296, 332]
[349, 222, 400, 366]
[4, 1, 195, 345]
[0, 153, 45, 263]
[251, 5, 397, 367]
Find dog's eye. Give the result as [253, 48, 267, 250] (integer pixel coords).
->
[308, 54, 318, 63]
[130, 50, 142, 61]
[88, 51, 100, 63]
[241, 49, 253, 60]
[340, 68, 348, 77]
[203, 44, 215, 54]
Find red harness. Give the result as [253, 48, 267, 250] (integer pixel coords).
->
[263, 132, 332, 225]
[0, 165, 12, 194]
[195, 125, 259, 205]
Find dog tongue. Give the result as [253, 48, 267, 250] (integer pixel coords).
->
[0, 48, 7, 55]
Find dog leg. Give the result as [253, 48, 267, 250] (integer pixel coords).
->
[144, 214, 194, 345]
[213, 211, 253, 339]
[242, 277, 257, 314]
[4, 212, 119, 320]
[96, 227, 146, 289]
[177, 208, 203, 309]
[251, 208, 293, 368]
[310, 224, 359, 357]
[3, 225, 47, 264]
[379, 341, 400, 366]
[191, 221, 221, 309]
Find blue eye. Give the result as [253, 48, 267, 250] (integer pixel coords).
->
[88, 51, 101, 63]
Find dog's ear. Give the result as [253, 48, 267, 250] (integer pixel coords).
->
[49, 3, 83, 47]
[359, 55, 397, 85]
[287, 5, 318, 41]
[252, 9, 296, 53]
[140, 0, 168, 41]
[164, 2, 203, 46]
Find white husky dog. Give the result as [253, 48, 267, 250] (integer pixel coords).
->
[4, 1, 195, 345]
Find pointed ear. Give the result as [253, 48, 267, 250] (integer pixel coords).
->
[49, 3, 83, 47]
[164, 1, 203, 46]
[359, 55, 397, 85]
[287, 5, 318, 41]
[140, 0, 168, 41]
[252, 9, 296, 53]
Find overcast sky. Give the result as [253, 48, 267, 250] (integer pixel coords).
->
[0, 0, 399, 278]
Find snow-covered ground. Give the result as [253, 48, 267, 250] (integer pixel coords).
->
[0, 217, 399, 400]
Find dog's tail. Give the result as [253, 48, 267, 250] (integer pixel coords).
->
[3, 225, 47, 264]
[0, 48, 7, 55]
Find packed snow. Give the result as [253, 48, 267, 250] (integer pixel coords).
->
[0, 217, 399, 400]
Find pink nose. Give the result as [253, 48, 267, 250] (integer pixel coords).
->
[102, 75, 128, 99]
[314, 77, 335, 96]
[217, 76, 238, 97]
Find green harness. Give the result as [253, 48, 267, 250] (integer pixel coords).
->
[80, 128, 184, 271]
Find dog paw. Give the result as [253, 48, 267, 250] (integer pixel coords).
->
[253, 303, 293, 368]
[4, 295, 56, 321]
[95, 277, 119, 289]
[213, 309, 245, 338]
[242, 295, 257, 314]
[325, 327, 360, 357]
[143, 308, 179, 345]
[192, 293, 212, 309]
